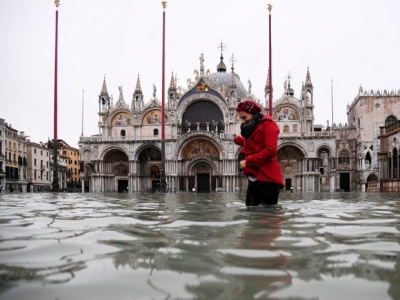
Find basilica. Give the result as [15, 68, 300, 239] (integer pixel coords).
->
[78, 52, 400, 193]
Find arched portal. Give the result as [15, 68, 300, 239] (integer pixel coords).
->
[178, 137, 221, 192]
[104, 149, 129, 192]
[366, 173, 379, 192]
[278, 145, 305, 192]
[137, 147, 161, 192]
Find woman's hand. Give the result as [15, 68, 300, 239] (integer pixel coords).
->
[239, 160, 246, 169]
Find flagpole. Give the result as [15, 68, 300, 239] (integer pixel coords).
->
[331, 79, 334, 127]
[81, 89, 84, 137]
[52, 0, 60, 192]
[160, 1, 167, 192]
[268, 4, 273, 116]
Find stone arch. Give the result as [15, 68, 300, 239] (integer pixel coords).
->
[277, 144, 306, 191]
[110, 110, 133, 126]
[176, 93, 230, 125]
[278, 142, 307, 158]
[135, 143, 161, 160]
[274, 104, 301, 121]
[142, 108, 167, 125]
[366, 173, 379, 191]
[100, 145, 129, 160]
[187, 157, 219, 176]
[180, 137, 221, 161]
[180, 99, 224, 133]
[103, 150, 128, 162]
[136, 145, 162, 179]
[82, 148, 92, 162]
[186, 157, 220, 192]
[174, 131, 225, 159]
[103, 149, 129, 172]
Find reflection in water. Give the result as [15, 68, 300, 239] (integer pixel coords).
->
[0, 192, 399, 299]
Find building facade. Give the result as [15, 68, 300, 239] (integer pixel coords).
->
[26, 141, 52, 192]
[57, 140, 81, 191]
[79, 54, 342, 193]
[0, 119, 6, 192]
[332, 88, 400, 192]
[378, 118, 400, 192]
[4, 123, 28, 192]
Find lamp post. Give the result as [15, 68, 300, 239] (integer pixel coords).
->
[160, 1, 167, 192]
[51, 0, 60, 192]
[268, 4, 273, 116]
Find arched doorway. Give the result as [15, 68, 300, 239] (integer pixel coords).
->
[193, 162, 212, 192]
[104, 149, 129, 193]
[137, 147, 161, 192]
[180, 137, 220, 192]
[366, 173, 379, 192]
[278, 145, 305, 192]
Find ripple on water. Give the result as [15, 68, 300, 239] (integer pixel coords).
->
[0, 192, 399, 300]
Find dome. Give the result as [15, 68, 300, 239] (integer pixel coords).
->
[208, 55, 248, 100]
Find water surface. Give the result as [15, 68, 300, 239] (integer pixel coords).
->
[0, 192, 399, 300]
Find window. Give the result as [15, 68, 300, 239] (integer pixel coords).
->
[34, 159, 37, 166]
[121, 130, 126, 137]
[153, 129, 159, 136]
[339, 150, 350, 165]
[34, 149, 37, 154]
[385, 115, 397, 126]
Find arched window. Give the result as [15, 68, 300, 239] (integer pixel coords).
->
[339, 150, 350, 165]
[121, 130, 126, 137]
[153, 129, 159, 136]
[385, 115, 397, 126]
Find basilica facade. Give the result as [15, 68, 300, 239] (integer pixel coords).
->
[78, 52, 399, 193]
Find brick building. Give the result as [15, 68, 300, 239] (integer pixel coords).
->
[333, 87, 400, 191]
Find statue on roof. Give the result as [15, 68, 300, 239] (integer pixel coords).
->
[199, 53, 204, 68]
[153, 84, 157, 98]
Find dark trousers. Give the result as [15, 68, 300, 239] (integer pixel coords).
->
[246, 180, 281, 206]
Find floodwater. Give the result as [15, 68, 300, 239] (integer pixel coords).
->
[0, 192, 399, 300]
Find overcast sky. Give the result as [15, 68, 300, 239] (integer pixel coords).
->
[1, 0, 399, 147]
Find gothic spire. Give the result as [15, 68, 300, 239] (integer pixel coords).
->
[169, 72, 177, 91]
[134, 74, 142, 93]
[100, 76, 109, 97]
[305, 67, 313, 89]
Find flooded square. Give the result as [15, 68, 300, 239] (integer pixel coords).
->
[0, 192, 399, 300]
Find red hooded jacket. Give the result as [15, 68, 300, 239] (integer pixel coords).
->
[234, 115, 284, 187]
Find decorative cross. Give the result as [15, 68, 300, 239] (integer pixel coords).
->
[217, 39, 226, 55]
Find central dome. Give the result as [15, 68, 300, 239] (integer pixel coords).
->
[208, 55, 248, 100]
